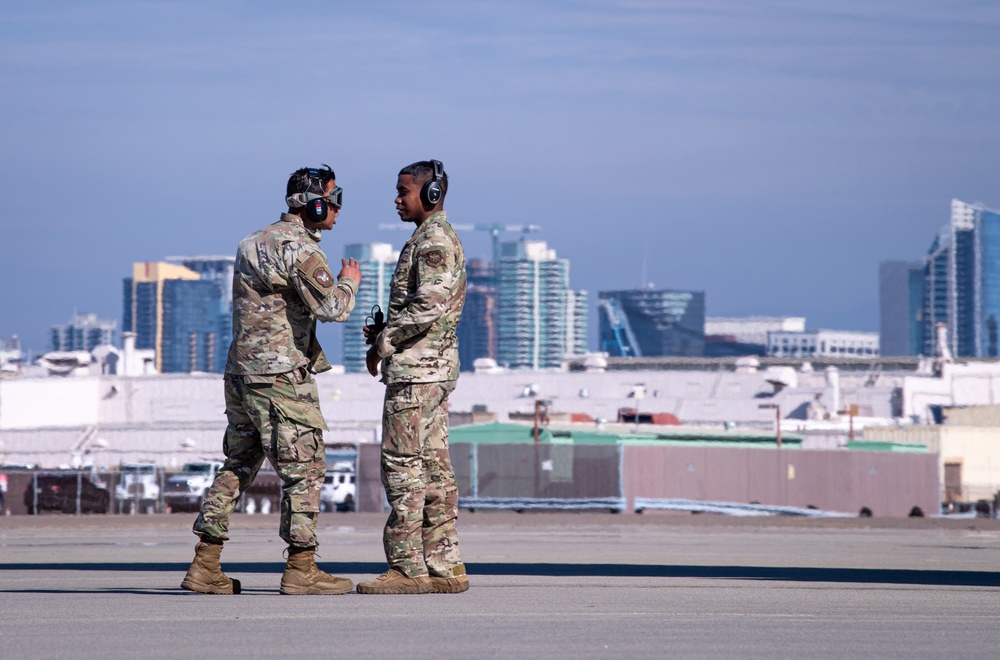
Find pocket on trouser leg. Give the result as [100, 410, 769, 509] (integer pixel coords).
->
[268, 370, 329, 431]
[382, 385, 421, 458]
[223, 422, 258, 461]
[276, 441, 323, 548]
[287, 462, 322, 547]
[276, 430, 324, 512]
[274, 421, 323, 464]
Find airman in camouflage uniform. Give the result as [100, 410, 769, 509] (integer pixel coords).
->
[358, 160, 469, 595]
[183, 165, 361, 596]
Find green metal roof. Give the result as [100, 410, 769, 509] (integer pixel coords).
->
[449, 422, 926, 453]
[449, 421, 801, 448]
[846, 440, 928, 453]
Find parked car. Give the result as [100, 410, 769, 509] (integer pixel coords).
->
[243, 463, 281, 514]
[321, 461, 356, 513]
[115, 463, 160, 513]
[24, 473, 110, 514]
[163, 461, 223, 512]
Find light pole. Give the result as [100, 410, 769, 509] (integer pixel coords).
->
[630, 384, 646, 433]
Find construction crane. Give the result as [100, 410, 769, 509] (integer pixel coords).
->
[378, 222, 541, 281]
[452, 224, 541, 274]
[599, 298, 642, 357]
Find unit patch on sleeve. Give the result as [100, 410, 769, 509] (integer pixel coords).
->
[424, 248, 445, 267]
[312, 267, 333, 287]
[298, 252, 335, 290]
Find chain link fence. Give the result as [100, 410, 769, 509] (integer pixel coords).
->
[0, 467, 282, 517]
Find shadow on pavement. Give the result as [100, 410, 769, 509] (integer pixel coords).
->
[1, 562, 999, 588]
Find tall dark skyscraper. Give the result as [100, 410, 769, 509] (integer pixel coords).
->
[599, 289, 705, 357]
[457, 258, 497, 370]
[879, 260, 924, 356]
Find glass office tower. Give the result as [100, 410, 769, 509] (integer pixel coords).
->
[920, 200, 1000, 358]
[457, 258, 497, 370]
[598, 289, 706, 357]
[975, 205, 1000, 357]
[167, 256, 235, 310]
[878, 261, 923, 356]
[341, 243, 398, 373]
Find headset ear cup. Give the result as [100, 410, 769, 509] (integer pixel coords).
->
[421, 180, 442, 206]
[307, 197, 328, 223]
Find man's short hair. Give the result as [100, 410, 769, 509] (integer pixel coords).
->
[400, 161, 448, 201]
[287, 165, 335, 198]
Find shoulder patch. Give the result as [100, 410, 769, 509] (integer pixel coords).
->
[311, 266, 334, 288]
[297, 252, 335, 290]
[424, 248, 445, 267]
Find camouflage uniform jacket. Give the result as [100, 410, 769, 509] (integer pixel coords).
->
[226, 213, 357, 375]
[375, 210, 466, 383]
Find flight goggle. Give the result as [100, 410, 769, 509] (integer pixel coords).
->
[303, 187, 342, 209]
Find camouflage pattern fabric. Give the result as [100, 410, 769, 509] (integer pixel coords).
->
[228, 213, 358, 375]
[375, 211, 466, 383]
[193, 369, 327, 548]
[380, 380, 465, 579]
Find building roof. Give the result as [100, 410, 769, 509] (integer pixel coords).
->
[450, 421, 804, 447]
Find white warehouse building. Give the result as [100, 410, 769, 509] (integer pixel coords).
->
[768, 329, 879, 358]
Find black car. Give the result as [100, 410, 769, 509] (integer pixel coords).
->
[24, 474, 111, 514]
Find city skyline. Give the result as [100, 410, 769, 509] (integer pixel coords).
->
[881, 199, 1000, 360]
[2, 2, 1000, 357]
[14, 201, 1000, 368]
[19, 194, 1000, 368]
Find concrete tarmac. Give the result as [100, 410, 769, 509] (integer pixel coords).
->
[2, 512, 999, 659]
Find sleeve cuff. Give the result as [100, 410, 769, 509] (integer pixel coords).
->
[337, 275, 358, 296]
[376, 331, 394, 358]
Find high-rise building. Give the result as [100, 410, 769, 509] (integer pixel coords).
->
[878, 261, 924, 356]
[565, 288, 588, 358]
[50, 313, 117, 352]
[598, 289, 705, 357]
[122, 261, 229, 373]
[457, 258, 497, 370]
[495, 241, 587, 370]
[341, 243, 398, 373]
[920, 200, 1000, 358]
[167, 256, 235, 310]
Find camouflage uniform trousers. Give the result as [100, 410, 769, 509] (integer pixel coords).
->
[193, 367, 326, 548]
[380, 380, 465, 579]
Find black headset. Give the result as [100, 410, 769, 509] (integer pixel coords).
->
[305, 194, 330, 224]
[288, 165, 342, 224]
[420, 160, 445, 207]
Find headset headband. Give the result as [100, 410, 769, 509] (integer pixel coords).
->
[305, 163, 336, 181]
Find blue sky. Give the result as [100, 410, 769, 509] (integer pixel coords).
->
[2, 1, 999, 359]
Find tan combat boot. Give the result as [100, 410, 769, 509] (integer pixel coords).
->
[430, 575, 470, 593]
[356, 568, 432, 594]
[279, 546, 353, 595]
[181, 541, 241, 595]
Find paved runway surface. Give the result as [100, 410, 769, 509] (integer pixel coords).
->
[2, 512, 999, 659]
